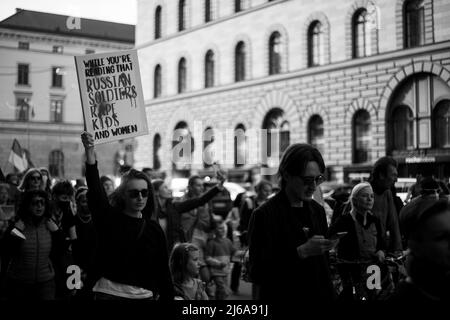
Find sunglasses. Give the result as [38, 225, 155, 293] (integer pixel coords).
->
[30, 175, 42, 181]
[31, 199, 45, 206]
[127, 189, 149, 199]
[299, 175, 325, 186]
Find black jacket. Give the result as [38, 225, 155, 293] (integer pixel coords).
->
[328, 212, 385, 261]
[85, 162, 173, 300]
[248, 191, 335, 301]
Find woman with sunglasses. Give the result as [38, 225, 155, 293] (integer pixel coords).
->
[17, 169, 44, 193]
[1, 190, 64, 300]
[81, 132, 173, 300]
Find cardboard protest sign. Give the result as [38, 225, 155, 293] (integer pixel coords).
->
[74, 50, 148, 144]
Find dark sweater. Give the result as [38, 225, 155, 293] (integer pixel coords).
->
[85, 162, 173, 300]
[248, 191, 335, 301]
[328, 212, 385, 261]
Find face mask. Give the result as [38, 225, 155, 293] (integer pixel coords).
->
[57, 200, 71, 211]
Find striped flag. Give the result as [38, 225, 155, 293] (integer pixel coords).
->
[8, 139, 27, 173]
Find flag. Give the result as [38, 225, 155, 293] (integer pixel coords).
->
[0, 167, 6, 182]
[8, 139, 27, 173]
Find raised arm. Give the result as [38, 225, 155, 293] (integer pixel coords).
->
[172, 169, 226, 213]
[81, 131, 112, 225]
[172, 185, 221, 213]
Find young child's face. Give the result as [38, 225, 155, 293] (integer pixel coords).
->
[187, 250, 200, 278]
[215, 224, 226, 238]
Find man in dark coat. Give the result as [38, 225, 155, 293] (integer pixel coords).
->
[248, 143, 337, 301]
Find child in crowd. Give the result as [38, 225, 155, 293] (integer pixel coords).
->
[169, 243, 208, 300]
[205, 221, 242, 300]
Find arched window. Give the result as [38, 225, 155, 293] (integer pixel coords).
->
[280, 121, 290, 153]
[153, 134, 161, 170]
[262, 108, 289, 163]
[178, 58, 187, 93]
[353, 110, 372, 163]
[203, 127, 214, 168]
[205, 50, 214, 88]
[154, 6, 162, 39]
[308, 21, 324, 67]
[404, 0, 425, 48]
[392, 106, 414, 150]
[172, 121, 194, 175]
[205, 0, 212, 22]
[234, 124, 246, 168]
[269, 32, 282, 75]
[235, 41, 246, 82]
[353, 9, 370, 58]
[178, 0, 187, 31]
[49, 150, 64, 178]
[434, 100, 450, 148]
[308, 115, 325, 154]
[235, 0, 242, 13]
[154, 64, 162, 98]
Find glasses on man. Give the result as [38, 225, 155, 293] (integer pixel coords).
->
[127, 189, 149, 199]
[299, 175, 325, 186]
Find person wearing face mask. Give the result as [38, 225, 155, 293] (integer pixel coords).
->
[1, 190, 64, 300]
[50, 180, 77, 299]
[81, 132, 173, 300]
[72, 186, 97, 300]
[248, 143, 338, 301]
[152, 175, 225, 254]
[328, 182, 386, 300]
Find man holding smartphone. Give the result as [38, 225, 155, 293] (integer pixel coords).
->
[248, 143, 338, 301]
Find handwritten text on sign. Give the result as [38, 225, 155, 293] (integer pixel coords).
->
[75, 50, 148, 144]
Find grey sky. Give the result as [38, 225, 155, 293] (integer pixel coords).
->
[0, 0, 137, 25]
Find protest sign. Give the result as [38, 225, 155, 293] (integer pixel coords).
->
[74, 50, 148, 145]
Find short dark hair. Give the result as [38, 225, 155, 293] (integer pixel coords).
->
[51, 180, 75, 197]
[188, 175, 202, 187]
[18, 189, 52, 220]
[100, 175, 113, 185]
[371, 156, 397, 181]
[255, 180, 272, 194]
[278, 143, 325, 189]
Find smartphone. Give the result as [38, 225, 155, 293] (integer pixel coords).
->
[329, 232, 348, 240]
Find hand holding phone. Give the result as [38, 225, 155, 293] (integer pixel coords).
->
[329, 232, 348, 241]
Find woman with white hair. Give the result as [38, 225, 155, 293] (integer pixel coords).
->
[328, 182, 386, 299]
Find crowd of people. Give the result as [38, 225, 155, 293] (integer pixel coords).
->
[0, 133, 449, 302]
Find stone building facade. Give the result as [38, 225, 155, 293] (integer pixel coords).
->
[0, 9, 136, 180]
[134, 0, 450, 182]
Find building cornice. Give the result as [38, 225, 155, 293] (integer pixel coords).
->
[0, 28, 133, 51]
[135, 0, 289, 50]
[1, 24, 134, 45]
[145, 41, 450, 106]
[0, 120, 83, 136]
